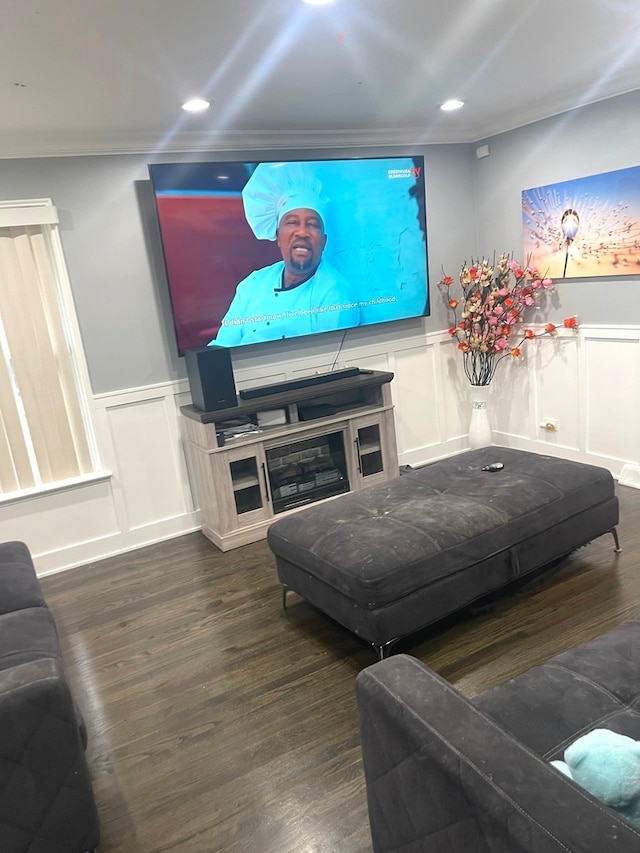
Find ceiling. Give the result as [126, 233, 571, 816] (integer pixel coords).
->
[3, 0, 640, 159]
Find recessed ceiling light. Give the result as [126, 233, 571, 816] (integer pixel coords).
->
[182, 98, 210, 113]
[440, 99, 464, 112]
[302, 0, 337, 5]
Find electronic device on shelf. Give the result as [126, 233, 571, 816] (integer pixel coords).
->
[148, 155, 429, 356]
[239, 366, 360, 400]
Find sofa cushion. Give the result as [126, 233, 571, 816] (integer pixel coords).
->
[0, 658, 99, 852]
[473, 621, 640, 759]
[0, 608, 63, 672]
[0, 541, 46, 615]
[0, 607, 88, 748]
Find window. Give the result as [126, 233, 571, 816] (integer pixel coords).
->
[0, 199, 100, 496]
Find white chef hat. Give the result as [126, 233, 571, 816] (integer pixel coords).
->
[242, 162, 328, 241]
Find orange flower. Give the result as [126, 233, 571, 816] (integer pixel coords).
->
[524, 329, 535, 339]
[441, 275, 454, 285]
[449, 299, 458, 309]
[563, 316, 578, 329]
[510, 347, 522, 358]
[545, 323, 557, 333]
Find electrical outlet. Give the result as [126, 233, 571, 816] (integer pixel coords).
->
[539, 419, 558, 432]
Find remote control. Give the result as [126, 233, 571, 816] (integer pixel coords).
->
[481, 462, 504, 472]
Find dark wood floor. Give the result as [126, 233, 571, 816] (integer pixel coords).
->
[41, 484, 640, 852]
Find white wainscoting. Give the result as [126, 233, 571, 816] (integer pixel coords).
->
[0, 381, 200, 575]
[2, 325, 637, 576]
[488, 326, 640, 473]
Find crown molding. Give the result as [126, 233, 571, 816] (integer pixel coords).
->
[1, 86, 637, 160]
[0, 126, 474, 160]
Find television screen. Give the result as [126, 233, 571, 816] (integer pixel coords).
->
[149, 155, 429, 355]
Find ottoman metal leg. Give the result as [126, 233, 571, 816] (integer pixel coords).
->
[373, 638, 399, 660]
[609, 527, 622, 552]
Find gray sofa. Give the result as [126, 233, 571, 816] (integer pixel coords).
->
[0, 540, 99, 853]
[356, 620, 640, 852]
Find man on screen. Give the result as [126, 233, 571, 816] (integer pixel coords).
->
[210, 163, 360, 346]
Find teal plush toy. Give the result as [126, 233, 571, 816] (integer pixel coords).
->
[551, 728, 640, 825]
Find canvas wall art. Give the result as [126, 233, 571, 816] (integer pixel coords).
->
[522, 165, 640, 278]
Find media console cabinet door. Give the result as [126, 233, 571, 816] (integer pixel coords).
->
[210, 443, 271, 533]
[348, 410, 399, 489]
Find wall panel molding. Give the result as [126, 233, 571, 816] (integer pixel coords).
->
[1, 326, 636, 575]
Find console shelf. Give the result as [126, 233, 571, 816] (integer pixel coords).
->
[181, 370, 398, 551]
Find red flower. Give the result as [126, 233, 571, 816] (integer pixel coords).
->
[441, 275, 454, 285]
[563, 316, 578, 329]
[545, 323, 557, 333]
[448, 326, 457, 336]
[524, 329, 535, 339]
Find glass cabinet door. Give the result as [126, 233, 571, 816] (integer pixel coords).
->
[355, 422, 384, 478]
[206, 442, 272, 544]
[229, 455, 265, 515]
[349, 412, 394, 488]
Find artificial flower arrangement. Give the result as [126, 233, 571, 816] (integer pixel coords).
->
[439, 253, 578, 386]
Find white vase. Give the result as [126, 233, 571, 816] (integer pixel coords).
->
[468, 383, 492, 449]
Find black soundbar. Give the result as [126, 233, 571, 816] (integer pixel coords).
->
[239, 367, 362, 400]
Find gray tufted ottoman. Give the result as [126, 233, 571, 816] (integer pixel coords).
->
[267, 447, 620, 658]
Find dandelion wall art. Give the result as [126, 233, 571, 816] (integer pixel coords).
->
[522, 165, 640, 278]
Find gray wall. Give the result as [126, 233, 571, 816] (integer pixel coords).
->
[0, 154, 178, 393]
[473, 89, 640, 325]
[1, 90, 637, 394]
[0, 144, 474, 394]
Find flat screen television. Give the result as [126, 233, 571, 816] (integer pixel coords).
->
[149, 155, 429, 355]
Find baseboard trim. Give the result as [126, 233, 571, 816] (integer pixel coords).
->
[34, 512, 202, 576]
[618, 464, 640, 489]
